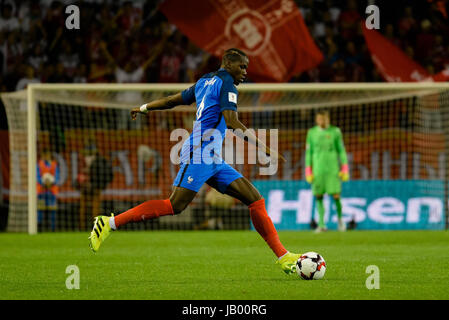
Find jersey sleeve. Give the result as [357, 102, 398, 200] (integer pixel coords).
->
[219, 78, 238, 112]
[181, 84, 196, 105]
[305, 129, 313, 167]
[335, 128, 348, 165]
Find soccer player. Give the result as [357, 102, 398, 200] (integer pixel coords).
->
[89, 48, 301, 275]
[305, 110, 349, 232]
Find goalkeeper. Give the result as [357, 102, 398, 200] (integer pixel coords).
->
[305, 110, 349, 232]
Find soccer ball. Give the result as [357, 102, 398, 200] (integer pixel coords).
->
[42, 173, 55, 185]
[295, 252, 326, 280]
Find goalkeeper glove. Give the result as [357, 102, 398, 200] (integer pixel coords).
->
[339, 164, 349, 182]
[305, 166, 313, 184]
[339, 171, 349, 182]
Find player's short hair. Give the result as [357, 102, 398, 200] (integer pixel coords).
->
[222, 48, 247, 64]
[316, 109, 330, 116]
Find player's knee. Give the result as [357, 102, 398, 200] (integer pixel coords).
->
[172, 204, 185, 215]
[333, 194, 340, 200]
[171, 200, 188, 215]
[315, 195, 324, 201]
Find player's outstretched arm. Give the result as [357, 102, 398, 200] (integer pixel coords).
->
[131, 92, 185, 120]
[222, 110, 286, 162]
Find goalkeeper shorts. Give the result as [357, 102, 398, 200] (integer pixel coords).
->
[312, 173, 341, 196]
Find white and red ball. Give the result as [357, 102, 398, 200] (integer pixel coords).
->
[296, 252, 326, 280]
[42, 173, 55, 185]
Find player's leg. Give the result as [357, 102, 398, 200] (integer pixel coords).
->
[89, 162, 206, 252]
[332, 193, 346, 231]
[328, 174, 345, 231]
[314, 194, 326, 232]
[223, 177, 301, 274]
[89, 186, 196, 252]
[211, 172, 286, 256]
[112, 163, 203, 227]
[312, 174, 326, 232]
[112, 186, 196, 228]
[207, 164, 300, 274]
[225, 177, 286, 256]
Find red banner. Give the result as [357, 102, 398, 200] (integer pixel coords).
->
[432, 67, 449, 81]
[363, 24, 449, 82]
[362, 24, 430, 82]
[160, 0, 323, 82]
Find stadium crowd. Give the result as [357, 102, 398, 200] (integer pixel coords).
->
[0, 0, 448, 93]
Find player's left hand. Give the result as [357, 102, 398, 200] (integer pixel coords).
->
[130, 107, 145, 120]
[339, 171, 349, 182]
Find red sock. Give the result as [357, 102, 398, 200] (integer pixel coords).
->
[114, 199, 174, 228]
[249, 198, 287, 258]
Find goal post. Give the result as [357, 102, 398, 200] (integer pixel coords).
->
[1, 82, 449, 233]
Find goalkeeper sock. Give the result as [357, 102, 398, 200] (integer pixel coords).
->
[316, 198, 325, 228]
[114, 199, 174, 228]
[335, 198, 343, 220]
[249, 198, 288, 258]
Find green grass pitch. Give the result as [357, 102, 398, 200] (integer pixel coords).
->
[1, 230, 448, 300]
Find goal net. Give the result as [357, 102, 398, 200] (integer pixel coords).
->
[2, 83, 449, 233]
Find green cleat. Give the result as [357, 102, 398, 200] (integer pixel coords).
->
[276, 252, 302, 275]
[89, 215, 113, 253]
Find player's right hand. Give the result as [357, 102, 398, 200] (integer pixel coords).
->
[339, 171, 349, 182]
[130, 107, 144, 120]
[306, 174, 314, 184]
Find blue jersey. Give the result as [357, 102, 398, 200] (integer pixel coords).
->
[180, 68, 238, 164]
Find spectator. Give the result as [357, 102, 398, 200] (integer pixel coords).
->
[114, 1, 142, 36]
[5, 32, 23, 75]
[430, 35, 446, 70]
[58, 41, 80, 78]
[184, 43, 207, 82]
[415, 19, 435, 63]
[0, 3, 19, 33]
[18, 1, 43, 33]
[100, 38, 167, 128]
[158, 41, 183, 83]
[73, 64, 87, 83]
[326, 0, 341, 24]
[399, 6, 417, 35]
[332, 58, 347, 82]
[27, 43, 47, 72]
[384, 24, 401, 48]
[0, 0, 446, 89]
[47, 62, 70, 83]
[338, 0, 361, 41]
[15, 64, 40, 90]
